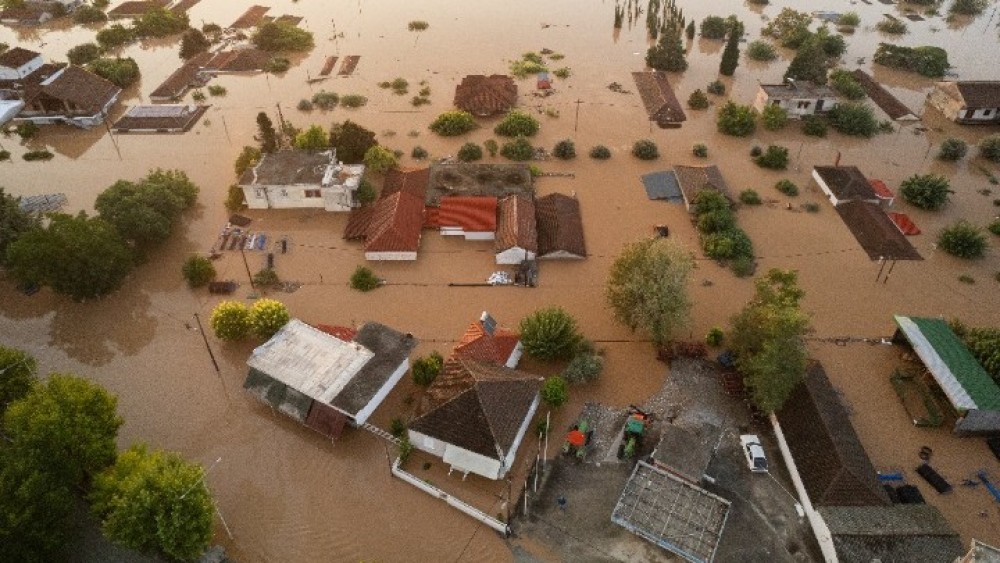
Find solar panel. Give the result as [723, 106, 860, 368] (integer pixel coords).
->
[480, 311, 497, 336]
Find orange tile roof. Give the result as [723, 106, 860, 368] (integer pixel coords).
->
[495, 194, 537, 253]
[364, 191, 425, 253]
[453, 321, 520, 366]
[382, 168, 430, 199]
[313, 324, 357, 341]
[453, 75, 517, 117]
[868, 179, 894, 200]
[434, 196, 497, 232]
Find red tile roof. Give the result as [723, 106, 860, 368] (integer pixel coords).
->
[343, 206, 374, 240]
[495, 194, 537, 253]
[364, 191, 425, 253]
[868, 179, 894, 200]
[433, 196, 497, 232]
[453, 321, 520, 366]
[0, 47, 40, 69]
[382, 168, 430, 199]
[314, 324, 358, 341]
[535, 193, 586, 258]
[453, 74, 517, 117]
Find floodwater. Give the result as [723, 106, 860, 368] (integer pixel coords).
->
[2, 0, 1000, 560]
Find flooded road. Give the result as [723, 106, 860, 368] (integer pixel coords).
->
[2, 0, 1000, 560]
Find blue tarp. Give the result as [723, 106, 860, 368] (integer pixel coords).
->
[641, 171, 683, 203]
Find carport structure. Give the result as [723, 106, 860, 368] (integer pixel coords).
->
[892, 315, 1000, 435]
[611, 460, 731, 563]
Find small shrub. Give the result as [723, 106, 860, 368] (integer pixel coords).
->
[988, 219, 1000, 236]
[553, 67, 571, 79]
[838, 12, 860, 26]
[520, 306, 583, 361]
[340, 94, 368, 108]
[350, 265, 379, 291]
[311, 91, 339, 110]
[484, 139, 498, 157]
[398, 435, 413, 464]
[829, 69, 866, 100]
[900, 174, 951, 210]
[265, 57, 290, 73]
[740, 190, 762, 205]
[589, 145, 611, 160]
[0, 150, 10, 161]
[937, 138, 968, 161]
[390, 418, 406, 438]
[494, 110, 540, 137]
[563, 353, 603, 384]
[707, 80, 726, 95]
[876, 18, 908, 34]
[553, 139, 576, 160]
[746, 40, 777, 61]
[755, 145, 789, 169]
[23, 150, 54, 161]
[803, 202, 821, 213]
[15, 121, 39, 140]
[540, 376, 569, 407]
[958, 275, 975, 284]
[408, 20, 429, 31]
[980, 135, 1000, 163]
[412, 351, 444, 386]
[225, 184, 245, 211]
[67, 43, 102, 65]
[688, 89, 710, 110]
[705, 327, 724, 347]
[761, 104, 788, 130]
[210, 301, 251, 341]
[191, 90, 206, 102]
[632, 139, 659, 160]
[363, 145, 398, 174]
[717, 101, 756, 136]
[802, 116, 828, 137]
[411, 146, 428, 159]
[500, 137, 534, 161]
[182, 256, 216, 288]
[828, 102, 878, 137]
[750, 146, 763, 158]
[775, 179, 799, 196]
[429, 110, 477, 136]
[296, 99, 313, 111]
[74, 5, 107, 24]
[950, 0, 988, 15]
[207, 84, 227, 96]
[938, 221, 988, 259]
[252, 268, 279, 288]
[693, 143, 708, 158]
[410, 96, 431, 107]
[457, 142, 483, 162]
[250, 298, 290, 339]
[356, 179, 377, 205]
[528, 165, 543, 177]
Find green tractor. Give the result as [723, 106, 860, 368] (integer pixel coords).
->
[617, 406, 653, 460]
[562, 418, 592, 460]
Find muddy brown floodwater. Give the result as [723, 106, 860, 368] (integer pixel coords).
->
[2, 0, 1000, 561]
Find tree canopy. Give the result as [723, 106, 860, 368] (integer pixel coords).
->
[0, 455, 75, 563]
[179, 28, 210, 60]
[6, 212, 133, 301]
[0, 187, 40, 266]
[606, 238, 694, 345]
[95, 169, 198, 253]
[134, 7, 189, 38]
[729, 269, 810, 412]
[88, 57, 141, 88]
[329, 120, 377, 164]
[783, 33, 830, 85]
[292, 125, 329, 150]
[252, 21, 314, 52]
[90, 444, 214, 561]
[0, 345, 37, 418]
[519, 307, 584, 361]
[646, 25, 687, 72]
[899, 174, 951, 210]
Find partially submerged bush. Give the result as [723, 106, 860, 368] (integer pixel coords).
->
[938, 138, 968, 161]
[350, 265, 379, 291]
[250, 298, 290, 339]
[717, 101, 756, 136]
[938, 221, 988, 259]
[706, 327, 725, 347]
[761, 104, 788, 130]
[411, 146, 428, 159]
[457, 142, 483, 162]
[553, 139, 576, 160]
[500, 137, 534, 161]
[407, 20, 429, 31]
[775, 179, 799, 196]
[706, 80, 726, 96]
[693, 143, 708, 158]
[589, 145, 611, 160]
[829, 69, 866, 100]
[210, 301, 251, 340]
[519, 306, 583, 361]
[688, 89, 709, 109]
[412, 351, 444, 386]
[67, 43, 101, 65]
[900, 174, 951, 210]
[429, 110, 477, 136]
[311, 91, 339, 110]
[182, 256, 215, 288]
[980, 135, 1000, 163]
[494, 110, 540, 137]
[802, 116, 828, 137]
[632, 139, 659, 160]
[340, 94, 368, 108]
[563, 353, 603, 384]
[541, 376, 569, 407]
[253, 21, 315, 52]
[739, 190, 762, 205]
[828, 102, 879, 137]
[746, 40, 777, 61]
[876, 18, 907, 34]
[838, 12, 860, 26]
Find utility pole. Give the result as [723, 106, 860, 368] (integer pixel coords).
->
[193, 312, 221, 374]
[573, 99, 583, 132]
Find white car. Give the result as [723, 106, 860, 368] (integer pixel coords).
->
[740, 434, 768, 473]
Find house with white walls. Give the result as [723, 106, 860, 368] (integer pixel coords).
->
[239, 149, 365, 211]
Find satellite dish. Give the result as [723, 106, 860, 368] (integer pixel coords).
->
[480, 311, 497, 336]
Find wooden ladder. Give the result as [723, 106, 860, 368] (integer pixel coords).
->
[361, 422, 402, 447]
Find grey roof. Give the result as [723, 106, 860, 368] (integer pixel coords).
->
[641, 171, 683, 202]
[612, 460, 731, 563]
[329, 322, 418, 414]
[243, 368, 313, 422]
[760, 81, 837, 100]
[814, 166, 878, 202]
[239, 150, 336, 186]
[652, 422, 720, 484]
[820, 505, 963, 563]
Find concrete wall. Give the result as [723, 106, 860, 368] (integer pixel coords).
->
[391, 459, 509, 535]
[812, 169, 841, 206]
[496, 247, 535, 265]
[441, 227, 495, 241]
[409, 429, 448, 458]
[754, 88, 838, 118]
[353, 359, 409, 426]
[242, 184, 354, 211]
[365, 251, 417, 261]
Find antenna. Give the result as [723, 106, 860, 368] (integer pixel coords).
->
[480, 311, 497, 336]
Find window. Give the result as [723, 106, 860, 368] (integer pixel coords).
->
[797, 101, 811, 109]
[771, 100, 781, 106]
[304, 189, 322, 198]
[254, 188, 265, 199]
[984, 109, 994, 117]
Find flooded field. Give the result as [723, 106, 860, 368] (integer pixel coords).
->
[2, 0, 1000, 560]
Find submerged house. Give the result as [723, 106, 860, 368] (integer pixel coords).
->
[14, 65, 121, 129]
[244, 319, 417, 439]
[0, 47, 43, 80]
[362, 191, 426, 261]
[632, 71, 687, 126]
[453, 74, 517, 117]
[535, 193, 586, 259]
[239, 149, 365, 211]
[753, 80, 839, 118]
[431, 196, 498, 240]
[453, 312, 523, 369]
[928, 81, 1000, 124]
[495, 194, 537, 264]
[812, 166, 880, 207]
[673, 165, 733, 213]
[408, 358, 542, 480]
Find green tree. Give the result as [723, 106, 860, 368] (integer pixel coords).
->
[234, 145, 262, 176]
[0, 456, 75, 563]
[493, 110, 540, 137]
[829, 69, 865, 100]
[632, 139, 659, 160]
[700, 16, 729, 39]
[363, 145, 398, 174]
[250, 298, 290, 339]
[937, 138, 968, 161]
[746, 40, 777, 61]
[0, 346, 36, 417]
[134, 7, 188, 38]
[719, 25, 741, 76]
[356, 179, 376, 205]
[754, 145, 789, 169]
[73, 5, 107, 24]
[763, 8, 811, 48]
[253, 21, 314, 52]
[412, 351, 444, 386]
[210, 301, 251, 340]
[6, 212, 133, 301]
[4, 374, 122, 487]
[950, 0, 988, 15]
[350, 265, 379, 291]
[873, 43, 949, 77]
[553, 139, 576, 160]
[293, 125, 329, 150]
[815, 26, 846, 57]
[0, 187, 40, 266]
[540, 376, 569, 407]
[330, 120, 377, 163]
[646, 27, 687, 72]
[179, 28, 210, 60]
[827, 102, 878, 137]
[716, 101, 757, 136]
[428, 110, 477, 136]
[589, 145, 611, 159]
[457, 142, 483, 162]
[87, 57, 140, 88]
[783, 34, 829, 85]
[67, 42, 101, 65]
[500, 137, 534, 161]
[519, 307, 583, 361]
[256, 112, 278, 153]
[938, 221, 988, 259]
[900, 174, 951, 210]
[688, 89, 709, 109]
[95, 170, 197, 252]
[605, 238, 693, 345]
[89, 444, 213, 561]
[760, 104, 788, 130]
[181, 255, 215, 288]
[729, 269, 809, 412]
[96, 24, 136, 50]
[980, 134, 1000, 163]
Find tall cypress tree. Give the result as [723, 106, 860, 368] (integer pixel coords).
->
[646, 24, 688, 72]
[719, 25, 741, 76]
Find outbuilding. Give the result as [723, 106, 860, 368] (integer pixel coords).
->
[753, 80, 840, 118]
[239, 149, 365, 211]
[928, 81, 1000, 124]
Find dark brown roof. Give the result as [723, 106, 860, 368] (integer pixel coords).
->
[149, 53, 210, 101]
[453, 74, 517, 117]
[410, 359, 541, 459]
[819, 505, 963, 563]
[34, 66, 121, 113]
[382, 168, 430, 199]
[230, 5, 269, 29]
[632, 71, 686, 124]
[776, 362, 891, 507]
[202, 49, 271, 72]
[329, 322, 418, 415]
[363, 191, 425, 253]
[835, 201, 923, 261]
[0, 47, 40, 69]
[814, 166, 878, 202]
[0, 62, 63, 97]
[852, 70, 918, 120]
[495, 194, 537, 253]
[954, 81, 1000, 108]
[535, 193, 585, 258]
[673, 165, 732, 210]
[111, 104, 208, 132]
[108, 0, 170, 18]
